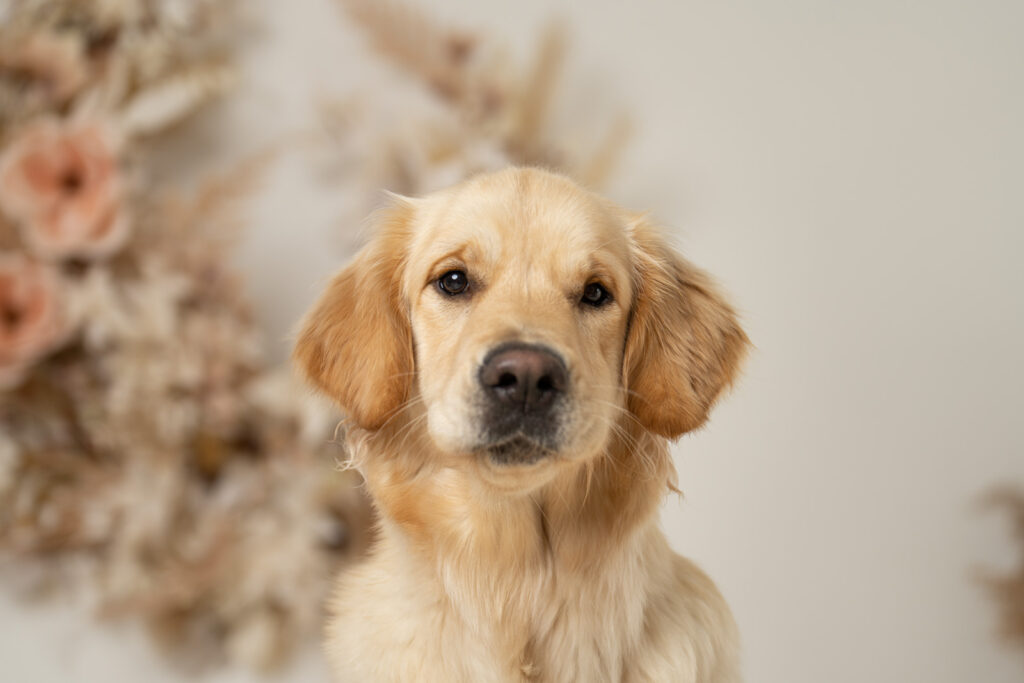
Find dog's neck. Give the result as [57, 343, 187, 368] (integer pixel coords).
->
[350, 411, 674, 583]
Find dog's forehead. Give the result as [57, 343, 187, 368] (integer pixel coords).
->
[409, 170, 631, 274]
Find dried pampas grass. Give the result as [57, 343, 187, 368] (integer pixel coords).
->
[323, 0, 631, 206]
[981, 487, 1024, 656]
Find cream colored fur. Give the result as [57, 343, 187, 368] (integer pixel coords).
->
[295, 167, 748, 682]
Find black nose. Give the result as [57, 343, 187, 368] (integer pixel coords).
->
[479, 343, 567, 412]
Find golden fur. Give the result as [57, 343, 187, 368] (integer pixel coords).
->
[295, 167, 749, 682]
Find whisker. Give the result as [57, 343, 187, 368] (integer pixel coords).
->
[326, 394, 427, 473]
[387, 407, 432, 457]
[374, 393, 426, 433]
[582, 409, 662, 482]
[584, 397, 647, 431]
[587, 383, 646, 400]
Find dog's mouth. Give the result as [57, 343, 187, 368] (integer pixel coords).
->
[481, 436, 554, 466]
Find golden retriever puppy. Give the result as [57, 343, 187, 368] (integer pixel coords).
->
[294, 167, 748, 682]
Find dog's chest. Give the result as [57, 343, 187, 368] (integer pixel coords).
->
[434, 554, 649, 682]
[331, 547, 650, 682]
[516, 587, 645, 682]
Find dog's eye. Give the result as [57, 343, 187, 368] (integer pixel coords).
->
[581, 282, 612, 307]
[437, 270, 469, 295]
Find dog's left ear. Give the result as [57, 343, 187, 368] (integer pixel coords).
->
[293, 200, 416, 430]
[623, 216, 750, 439]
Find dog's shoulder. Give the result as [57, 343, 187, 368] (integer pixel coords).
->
[324, 527, 507, 682]
[622, 550, 742, 683]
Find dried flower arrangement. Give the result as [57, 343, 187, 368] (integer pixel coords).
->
[0, 0, 370, 672]
[319, 0, 630, 210]
[0, 0, 630, 674]
[982, 488, 1024, 658]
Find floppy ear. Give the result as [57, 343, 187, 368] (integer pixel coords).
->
[293, 201, 415, 430]
[623, 217, 750, 439]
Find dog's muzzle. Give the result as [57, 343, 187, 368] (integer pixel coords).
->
[477, 342, 567, 463]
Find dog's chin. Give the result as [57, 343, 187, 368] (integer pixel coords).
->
[482, 435, 554, 466]
[463, 436, 566, 494]
[423, 406, 616, 494]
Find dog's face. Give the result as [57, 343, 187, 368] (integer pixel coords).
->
[404, 172, 634, 477]
[295, 168, 747, 493]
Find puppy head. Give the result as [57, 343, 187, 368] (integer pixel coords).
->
[294, 168, 748, 492]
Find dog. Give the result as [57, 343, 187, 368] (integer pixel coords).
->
[294, 167, 749, 682]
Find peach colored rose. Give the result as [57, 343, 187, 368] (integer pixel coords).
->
[0, 120, 129, 260]
[0, 32, 88, 106]
[0, 253, 66, 389]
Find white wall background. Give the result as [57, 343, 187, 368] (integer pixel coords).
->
[2, 0, 1022, 681]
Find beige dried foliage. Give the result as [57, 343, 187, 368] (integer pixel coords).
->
[982, 487, 1024, 656]
[119, 63, 236, 138]
[505, 21, 568, 164]
[0, 0, 370, 673]
[333, 0, 630, 197]
[340, 0, 485, 106]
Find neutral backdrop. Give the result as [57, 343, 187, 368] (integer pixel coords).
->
[2, 0, 1022, 682]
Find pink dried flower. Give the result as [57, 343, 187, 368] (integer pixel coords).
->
[0, 120, 129, 260]
[0, 253, 66, 389]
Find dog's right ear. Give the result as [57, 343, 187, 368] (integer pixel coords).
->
[293, 200, 415, 431]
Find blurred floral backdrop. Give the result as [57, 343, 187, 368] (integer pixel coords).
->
[0, 0, 630, 674]
[0, 0, 373, 671]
